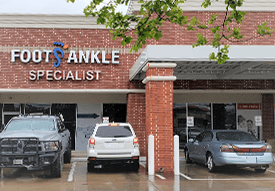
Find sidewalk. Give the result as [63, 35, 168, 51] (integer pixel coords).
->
[72, 150, 87, 158]
[72, 150, 186, 162]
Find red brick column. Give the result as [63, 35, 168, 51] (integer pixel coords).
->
[127, 93, 146, 156]
[262, 94, 274, 139]
[142, 63, 176, 173]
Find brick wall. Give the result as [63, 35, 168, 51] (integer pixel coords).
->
[145, 67, 174, 173]
[262, 94, 274, 139]
[126, 93, 146, 156]
[0, 52, 140, 89]
[174, 80, 275, 90]
[1, 12, 275, 90]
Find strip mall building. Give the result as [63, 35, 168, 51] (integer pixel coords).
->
[1, 0, 275, 173]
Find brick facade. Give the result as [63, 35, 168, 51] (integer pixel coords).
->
[262, 94, 274, 139]
[1, 11, 275, 173]
[126, 93, 146, 156]
[174, 80, 275, 90]
[144, 67, 175, 173]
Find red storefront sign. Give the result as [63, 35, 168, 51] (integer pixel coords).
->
[237, 104, 261, 110]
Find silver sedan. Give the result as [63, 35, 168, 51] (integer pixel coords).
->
[184, 130, 274, 173]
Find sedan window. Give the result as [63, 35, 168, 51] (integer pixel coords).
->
[195, 132, 205, 142]
[95, 126, 133, 138]
[216, 131, 257, 141]
[202, 132, 213, 142]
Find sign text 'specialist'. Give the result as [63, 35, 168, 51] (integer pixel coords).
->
[11, 42, 120, 81]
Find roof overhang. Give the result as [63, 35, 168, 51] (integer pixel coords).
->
[129, 45, 275, 81]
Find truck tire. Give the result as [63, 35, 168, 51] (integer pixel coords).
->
[51, 152, 63, 178]
[64, 144, 71, 164]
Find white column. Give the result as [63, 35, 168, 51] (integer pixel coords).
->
[174, 135, 180, 175]
[148, 134, 154, 175]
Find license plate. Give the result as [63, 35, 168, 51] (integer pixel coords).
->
[104, 143, 119, 149]
[94, 165, 102, 168]
[246, 156, 257, 164]
[13, 159, 23, 165]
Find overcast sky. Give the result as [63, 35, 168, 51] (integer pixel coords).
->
[0, 0, 128, 15]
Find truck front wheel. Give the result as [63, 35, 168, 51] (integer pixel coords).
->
[64, 144, 71, 164]
[51, 152, 63, 178]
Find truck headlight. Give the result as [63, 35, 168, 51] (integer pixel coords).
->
[43, 141, 59, 151]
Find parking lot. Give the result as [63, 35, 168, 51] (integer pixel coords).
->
[1, 151, 275, 191]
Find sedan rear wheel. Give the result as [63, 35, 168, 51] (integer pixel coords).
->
[185, 150, 192, 164]
[207, 154, 216, 172]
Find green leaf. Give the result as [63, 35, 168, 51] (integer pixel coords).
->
[208, 14, 217, 24]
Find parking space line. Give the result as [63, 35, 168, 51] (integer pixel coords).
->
[68, 162, 77, 182]
[139, 163, 146, 168]
[267, 169, 275, 174]
[179, 172, 275, 181]
[156, 174, 166, 180]
[179, 173, 192, 180]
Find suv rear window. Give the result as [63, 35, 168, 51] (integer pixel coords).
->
[5, 119, 55, 131]
[95, 126, 133, 138]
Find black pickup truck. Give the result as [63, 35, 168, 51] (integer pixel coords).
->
[0, 114, 71, 178]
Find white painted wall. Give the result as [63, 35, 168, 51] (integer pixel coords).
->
[75, 103, 102, 151]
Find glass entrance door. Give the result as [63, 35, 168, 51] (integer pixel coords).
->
[51, 104, 77, 150]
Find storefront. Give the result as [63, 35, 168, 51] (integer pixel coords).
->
[1, 1, 275, 172]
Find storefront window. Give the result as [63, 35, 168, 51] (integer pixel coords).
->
[25, 103, 50, 114]
[188, 103, 211, 131]
[173, 103, 186, 136]
[3, 104, 20, 112]
[52, 104, 76, 149]
[213, 103, 236, 130]
[103, 104, 127, 122]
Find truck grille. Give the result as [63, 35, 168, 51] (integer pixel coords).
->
[0, 138, 41, 155]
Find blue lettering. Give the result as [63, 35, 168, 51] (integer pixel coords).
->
[53, 48, 64, 68]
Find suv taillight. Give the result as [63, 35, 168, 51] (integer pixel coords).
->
[89, 138, 95, 145]
[133, 137, 138, 145]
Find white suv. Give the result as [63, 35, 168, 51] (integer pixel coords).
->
[87, 122, 140, 172]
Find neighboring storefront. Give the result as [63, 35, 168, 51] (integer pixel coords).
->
[1, 1, 275, 173]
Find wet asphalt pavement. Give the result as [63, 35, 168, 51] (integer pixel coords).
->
[1, 151, 275, 191]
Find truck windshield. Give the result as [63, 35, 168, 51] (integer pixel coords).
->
[5, 119, 55, 131]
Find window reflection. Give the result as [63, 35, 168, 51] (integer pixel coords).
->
[25, 103, 50, 114]
[3, 104, 20, 112]
[173, 103, 186, 136]
[173, 103, 211, 144]
[213, 103, 236, 130]
[188, 103, 211, 131]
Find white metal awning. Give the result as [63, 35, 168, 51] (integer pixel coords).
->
[129, 45, 275, 81]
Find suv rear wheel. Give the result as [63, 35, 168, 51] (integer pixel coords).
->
[132, 160, 139, 172]
[87, 161, 94, 172]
